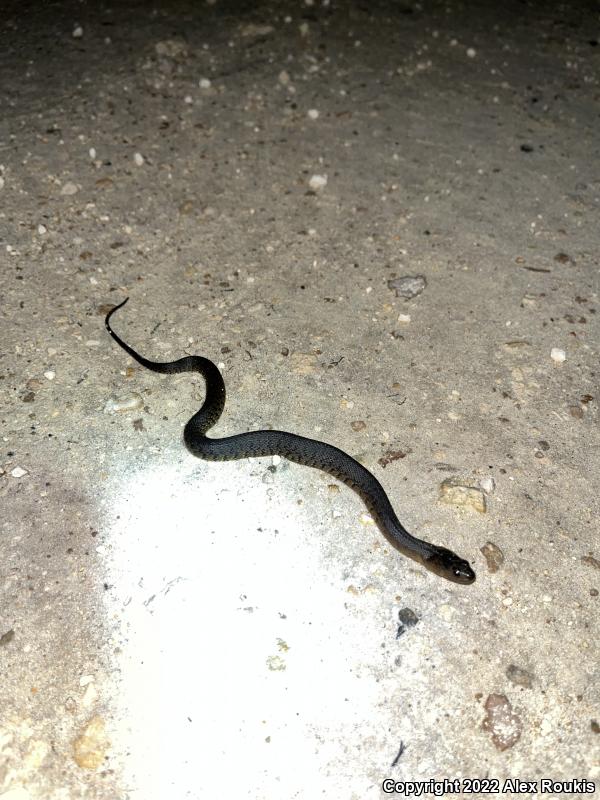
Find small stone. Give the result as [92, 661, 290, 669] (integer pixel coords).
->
[61, 182, 79, 195]
[103, 394, 144, 413]
[72, 25, 83, 38]
[482, 694, 522, 751]
[466, 47, 476, 57]
[480, 541, 504, 572]
[397, 313, 411, 324]
[307, 109, 319, 119]
[72, 715, 110, 769]
[89, 147, 96, 159]
[44, 371, 55, 380]
[506, 664, 533, 688]
[308, 174, 327, 191]
[479, 476, 495, 494]
[278, 70, 290, 85]
[11, 467, 29, 478]
[550, 348, 566, 363]
[133, 152, 144, 166]
[439, 478, 487, 513]
[199, 78, 211, 89]
[351, 420, 366, 431]
[396, 607, 419, 638]
[387, 274, 427, 299]
[37, 224, 47, 235]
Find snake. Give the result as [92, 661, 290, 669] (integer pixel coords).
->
[105, 298, 475, 585]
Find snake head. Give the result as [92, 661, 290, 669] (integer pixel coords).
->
[423, 546, 475, 585]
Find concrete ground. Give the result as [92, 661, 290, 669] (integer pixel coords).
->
[1, 1, 598, 798]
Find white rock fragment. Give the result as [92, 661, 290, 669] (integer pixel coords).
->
[307, 109, 319, 119]
[103, 394, 144, 414]
[72, 25, 83, 38]
[89, 147, 96, 159]
[133, 152, 144, 166]
[60, 182, 78, 195]
[44, 371, 55, 380]
[37, 224, 47, 235]
[11, 467, 28, 478]
[278, 70, 290, 86]
[466, 47, 476, 58]
[184, 95, 193, 104]
[397, 313, 411, 323]
[480, 476, 496, 494]
[309, 174, 327, 191]
[550, 348, 566, 363]
[199, 78, 211, 88]
[272, 455, 281, 466]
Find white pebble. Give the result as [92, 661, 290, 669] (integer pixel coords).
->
[466, 47, 476, 58]
[199, 78, 211, 88]
[60, 182, 78, 195]
[307, 109, 319, 119]
[480, 476, 496, 494]
[133, 152, 144, 166]
[272, 455, 281, 466]
[44, 371, 55, 380]
[89, 147, 96, 159]
[397, 313, 411, 323]
[0, 176, 4, 190]
[11, 467, 28, 478]
[184, 95, 193, 104]
[37, 224, 47, 235]
[278, 70, 290, 85]
[104, 394, 143, 414]
[550, 348, 566, 363]
[309, 174, 327, 191]
[72, 25, 83, 38]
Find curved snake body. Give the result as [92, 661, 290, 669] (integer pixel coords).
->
[105, 298, 475, 584]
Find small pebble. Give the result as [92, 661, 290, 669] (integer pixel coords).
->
[482, 694, 522, 751]
[199, 78, 211, 88]
[439, 478, 487, 513]
[44, 371, 55, 380]
[479, 476, 496, 494]
[307, 109, 319, 119]
[89, 147, 96, 159]
[11, 467, 28, 478]
[466, 47, 476, 58]
[133, 153, 144, 166]
[397, 313, 411, 324]
[103, 394, 144, 413]
[309, 174, 327, 191]
[37, 224, 47, 235]
[388, 274, 427, 299]
[506, 664, 533, 688]
[551, 348, 566, 363]
[480, 541, 504, 572]
[72, 25, 83, 38]
[60, 182, 79, 195]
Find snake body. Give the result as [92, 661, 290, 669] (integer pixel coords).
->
[105, 298, 475, 585]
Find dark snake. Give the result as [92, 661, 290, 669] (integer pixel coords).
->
[105, 298, 475, 585]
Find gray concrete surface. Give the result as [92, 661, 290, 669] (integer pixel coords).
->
[1, 1, 599, 798]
